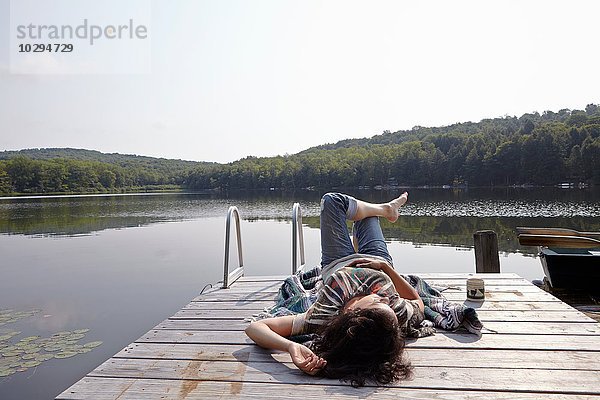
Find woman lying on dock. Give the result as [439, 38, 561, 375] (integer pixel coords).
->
[245, 192, 429, 387]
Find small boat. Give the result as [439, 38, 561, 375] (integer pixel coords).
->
[517, 227, 600, 290]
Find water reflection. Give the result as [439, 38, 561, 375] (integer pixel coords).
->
[2, 190, 598, 256]
[0, 192, 319, 237]
[1, 188, 599, 399]
[302, 215, 600, 256]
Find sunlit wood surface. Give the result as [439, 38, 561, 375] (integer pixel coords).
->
[57, 273, 600, 399]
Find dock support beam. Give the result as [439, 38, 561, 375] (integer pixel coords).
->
[474, 230, 500, 273]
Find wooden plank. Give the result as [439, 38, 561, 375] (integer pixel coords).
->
[193, 290, 560, 303]
[193, 292, 279, 302]
[170, 308, 594, 322]
[86, 358, 600, 394]
[136, 329, 600, 351]
[155, 319, 600, 335]
[183, 300, 574, 311]
[198, 287, 546, 302]
[228, 278, 535, 290]
[113, 342, 600, 370]
[237, 273, 522, 281]
[402, 273, 521, 279]
[217, 279, 535, 289]
[516, 227, 600, 239]
[227, 281, 285, 290]
[230, 278, 535, 288]
[419, 279, 531, 286]
[156, 319, 248, 331]
[518, 233, 600, 248]
[214, 274, 534, 292]
[238, 275, 286, 282]
[57, 377, 590, 400]
[208, 285, 545, 295]
[442, 291, 558, 302]
[58, 271, 600, 400]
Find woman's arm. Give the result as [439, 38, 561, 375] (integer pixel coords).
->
[380, 263, 425, 312]
[245, 315, 326, 375]
[348, 258, 425, 312]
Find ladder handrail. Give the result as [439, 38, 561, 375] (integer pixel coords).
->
[223, 206, 244, 288]
[292, 202, 306, 274]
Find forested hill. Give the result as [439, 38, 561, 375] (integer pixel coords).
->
[186, 104, 600, 189]
[0, 148, 210, 194]
[2, 105, 600, 194]
[0, 148, 204, 169]
[307, 105, 600, 152]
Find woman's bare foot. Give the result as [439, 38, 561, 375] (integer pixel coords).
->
[384, 192, 408, 222]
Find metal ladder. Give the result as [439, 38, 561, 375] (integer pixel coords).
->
[221, 202, 306, 288]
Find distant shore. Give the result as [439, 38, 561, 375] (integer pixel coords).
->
[2, 183, 597, 199]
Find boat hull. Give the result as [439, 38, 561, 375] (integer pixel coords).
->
[540, 247, 600, 290]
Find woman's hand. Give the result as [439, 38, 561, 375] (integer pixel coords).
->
[287, 342, 326, 375]
[347, 258, 391, 271]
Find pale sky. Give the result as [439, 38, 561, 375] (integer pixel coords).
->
[1, 0, 599, 163]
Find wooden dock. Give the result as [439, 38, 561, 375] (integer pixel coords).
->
[57, 273, 600, 399]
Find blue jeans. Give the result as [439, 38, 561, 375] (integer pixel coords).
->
[320, 193, 393, 267]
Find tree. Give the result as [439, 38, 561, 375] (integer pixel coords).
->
[0, 167, 13, 194]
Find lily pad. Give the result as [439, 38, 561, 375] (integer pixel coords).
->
[0, 312, 96, 375]
[20, 360, 41, 368]
[43, 346, 63, 352]
[0, 369, 16, 377]
[20, 336, 40, 342]
[0, 331, 20, 340]
[0, 310, 40, 326]
[18, 343, 39, 350]
[2, 350, 23, 357]
[24, 347, 41, 354]
[35, 354, 54, 362]
[54, 351, 78, 359]
[0, 356, 19, 365]
[83, 341, 103, 348]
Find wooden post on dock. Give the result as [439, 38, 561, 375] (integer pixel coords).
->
[473, 230, 500, 273]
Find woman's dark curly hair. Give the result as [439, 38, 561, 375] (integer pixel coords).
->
[310, 307, 412, 387]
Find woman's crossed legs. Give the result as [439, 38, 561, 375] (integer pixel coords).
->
[319, 192, 408, 267]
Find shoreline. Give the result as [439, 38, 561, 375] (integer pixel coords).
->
[1, 183, 597, 200]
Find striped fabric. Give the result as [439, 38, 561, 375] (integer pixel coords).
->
[298, 267, 426, 338]
[257, 266, 483, 338]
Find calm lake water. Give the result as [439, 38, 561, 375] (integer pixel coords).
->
[1, 187, 600, 399]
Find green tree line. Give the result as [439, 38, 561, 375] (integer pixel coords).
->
[2, 105, 599, 194]
[187, 105, 600, 189]
[0, 156, 184, 194]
